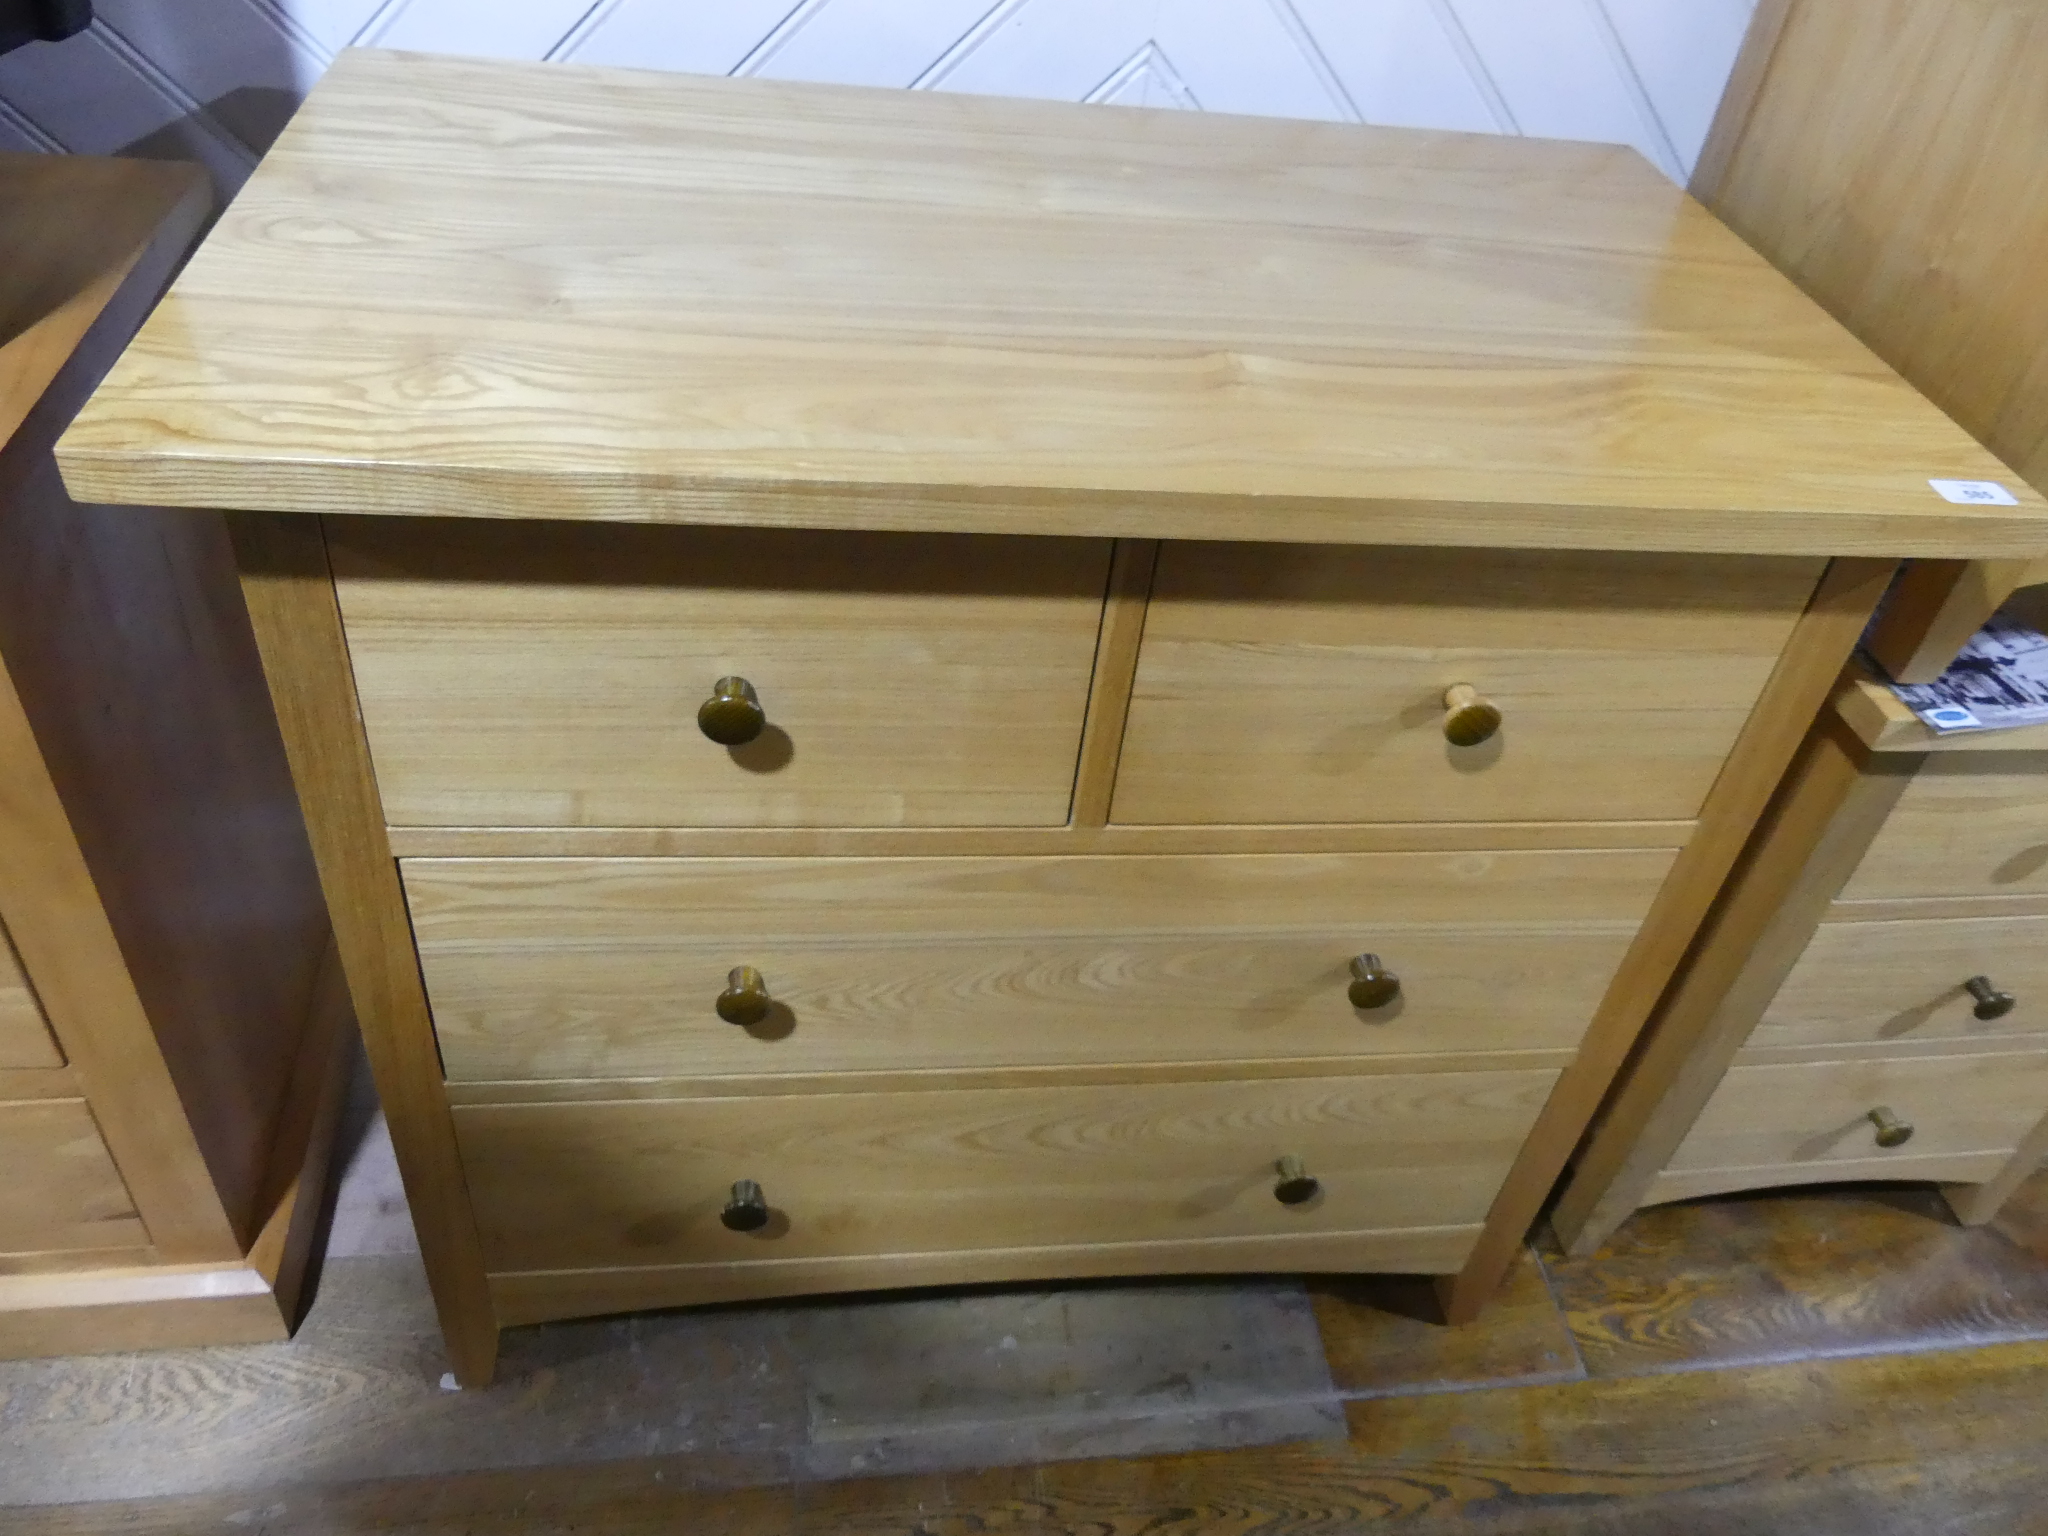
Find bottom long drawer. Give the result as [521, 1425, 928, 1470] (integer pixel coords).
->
[1647, 1050, 2048, 1206]
[457, 1067, 1557, 1282]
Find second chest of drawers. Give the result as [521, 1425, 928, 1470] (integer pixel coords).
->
[1554, 669, 2048, 1252]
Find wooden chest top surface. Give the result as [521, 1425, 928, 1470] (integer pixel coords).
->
[55, 48, 2047, 556]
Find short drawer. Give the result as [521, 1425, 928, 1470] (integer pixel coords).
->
[0, 922, 62, 1070]
[454, 1068, 1559, 1274]
[328, 521, 1110, 829]
[1658, 1051, 2048, 1199]
[1836, 753, 2048, 904]
[405, 848, 1674, 1083]
[0, 1100, 144, 1255]
[1111, 543, 1819, 825]
[1745, 912, 2048, 1058]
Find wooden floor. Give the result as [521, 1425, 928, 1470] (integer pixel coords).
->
[8, 1101, 2048, 1534]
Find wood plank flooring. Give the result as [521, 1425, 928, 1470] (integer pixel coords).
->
[7, 1087, 2048, 1535]
[18, 1337, 2048, 1534]
[1547, 1176, 2048, 1375]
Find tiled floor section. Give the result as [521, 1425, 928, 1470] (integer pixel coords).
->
[5, 1056, 2048, 1515]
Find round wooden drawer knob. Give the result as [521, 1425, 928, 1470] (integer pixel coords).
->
[1867, 1106, 1914, 1149]
[1273, 1155, 1321, 1206]
[1348, 954, 1401, 1010]
[1442, 683, 1502, 747]
[699, 676, 766, 745]
[721, 1179, 771, 1232]
[716, 965, 772, 1026]
[1966, 975, 2016, 1021]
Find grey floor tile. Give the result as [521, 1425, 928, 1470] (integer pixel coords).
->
[783, 1277, 1343, 1480]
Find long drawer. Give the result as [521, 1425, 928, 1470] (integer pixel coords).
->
[1112, 543, 1820, 825]
[328, 520, 1111, 829]
[1654, 1051, 2048, 1202]
[455, 1068, 1559, 1275]
[405, 849, 1674, 1083]
[1836, 752, 2048, 904]
[0, 1100, 144, 1255]
[1743, 911, 2048, 1059]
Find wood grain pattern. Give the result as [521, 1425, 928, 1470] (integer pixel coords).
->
[491, 1227, 1486, 1331]
[1837, 751, 2048, 904]
[0, 153, 248, 1265]
[0, 941, 359, 1360]
[327, 520, 1110, 829]
[1440, 555, 1896, 1319]
[0, 1070, 77, 1102]
[1686, 0, 1795, 202]
[1702, 0, 2048, 506]
[32, 1326, 2048, 1533]
[1550, 1175, 2048, 1375]
[0, 559, 238, 1263]
[0, 155, 207, 450]
[0, 1100, 145, 1255]
[441, 1052, 1577, 1105]
[0, 919, 59, 1070]
[1070, 539, 1158, 828]
[227, 511, 500, 1387]
[1747, 911, 2048, 1060]
[384, 817, 1697, 859]
[1309, 1247, 1584, 1400]
[1861, 558, 2047, 685]
[0, 1262, 292, 1359]
[1833, 665, 2048, 753]
[406, 848, 1671, 1084]
[1551, 715, 1902, 1253]
[56, 51, 2048, 559]
[1699, 1, 2048, 679]
[0, 146, 361, 1363]
[1947, 1108, 2048, 1227]
[1114, 543, 1821, 824]
[1660, 1049, 2048, 1184]
[0, 474, 336, 1256]
[457, 1068, 1554, 1279]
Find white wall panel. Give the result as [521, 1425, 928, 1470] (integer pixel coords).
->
[1287, 0, 1503, 133]
[1600, 0, 1755, 169]
[362, 0, 597, 62]
[0, 98, 56, 151]
[0, 24, 253, 186]
[0, 0, 1760, 197]
[94, 0, 320, 151]
[934, 0, 1346, 121]
[280, 0, 387, 58]
[743, 0, 997, 88]
[1443, 0, 1680, 175]
[559, 0, 806, 74]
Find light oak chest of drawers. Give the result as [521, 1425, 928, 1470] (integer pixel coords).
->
[59, 50, 2048, 1384]
[1555, 651, 2048, 1252]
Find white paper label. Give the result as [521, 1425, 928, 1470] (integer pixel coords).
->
[1930, 478, 2020, 505]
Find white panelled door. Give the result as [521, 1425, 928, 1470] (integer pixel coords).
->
[0, 0, 1758, 194]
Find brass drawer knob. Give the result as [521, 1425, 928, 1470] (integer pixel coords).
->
[698, 675, 766, 745]
[1348, 953, 1401, 1010]
[1965, 975, 2016, 1021]
[1274, 1155, 1321, 1206]
[716, 965, 772, 1026]
[1868, 1106, 1914, 1149]
[1442, 683, 1502, 747]
[721, 1179, 771, 1232]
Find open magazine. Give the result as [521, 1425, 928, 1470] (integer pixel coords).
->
[1882, 614, 2048, 734]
